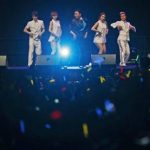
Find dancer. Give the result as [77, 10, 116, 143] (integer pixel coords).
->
[70, 10, 88, 65]
[48, 11, 62, 55]
[24, 11, 45, 67]
[91, 12, 108, 54]
[111, 12, 136, 66]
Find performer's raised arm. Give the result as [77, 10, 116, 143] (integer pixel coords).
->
[129, 24, 136, 32]
[111, 21, 122, 30]
[111, 21, 118, 29]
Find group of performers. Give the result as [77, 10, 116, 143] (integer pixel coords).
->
[24, 10, 136, 67]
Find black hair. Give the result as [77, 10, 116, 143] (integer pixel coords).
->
[99, 12, 106, 17]
[74, 9, 82, 14]
[32, 11, 38, 17]
[120, 11, 126, 16]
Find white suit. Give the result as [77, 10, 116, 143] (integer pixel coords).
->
[25, 20, 45, 66]
[111, 21, 136, 65]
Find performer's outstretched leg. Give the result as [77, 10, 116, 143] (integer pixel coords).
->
[50, 41, 57, 55]
[124, 42, 130, 64]
[35, 40, 42, 55]
[118, 40, 126, 66]
[28, 39, 34, 66]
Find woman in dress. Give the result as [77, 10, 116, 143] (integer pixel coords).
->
[91, 12, 108, 54]
[48, 11, 62, 55]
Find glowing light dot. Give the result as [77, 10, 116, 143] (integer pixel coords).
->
[35, 106, 40, 111]
[45, 123, 51, 129]
[54, 98, 60, 104]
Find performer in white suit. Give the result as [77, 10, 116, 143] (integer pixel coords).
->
[91, 12, 108, 54]
[111, 12, 136, 66]
[48, 11, 62, 55]
[24, 11, 45, 67]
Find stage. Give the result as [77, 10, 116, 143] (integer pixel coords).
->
[0, 0, 150, 149]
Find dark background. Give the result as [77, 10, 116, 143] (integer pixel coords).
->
[0, 1, 150, 149]
[0, 0, 150, 56]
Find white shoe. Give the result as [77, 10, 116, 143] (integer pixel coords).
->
[120, 63, 126, 67]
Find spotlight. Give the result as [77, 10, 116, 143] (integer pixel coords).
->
[60, 47, 70, 57]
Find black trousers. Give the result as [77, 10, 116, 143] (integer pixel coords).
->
[71, 38, 88, 65]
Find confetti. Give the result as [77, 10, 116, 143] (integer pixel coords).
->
[99, 76, 106, 83]
[20, 120, 25, 134]
[30, 79, 34, 85]
[82, 123, 89, 138]
[50, 110, 63, 120]
[81, 73, 84, 78]
[136, 55, 140, 62]
[86, 88, 91, 92]
[95, 108, 103, 117]
[49, 79, 56, 83]
[104, 100, 115, 113]
[87, 66, 92, 72]
[74, 81, 80, 84]
[140, 77, 144, 83]
[126, 70, 132, 78]
[63, 76, 66, 81]
[45, 123, 51, 129]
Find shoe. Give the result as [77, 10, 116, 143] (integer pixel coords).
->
[120, 63, 126, 67]
[28, 64, 34, 69]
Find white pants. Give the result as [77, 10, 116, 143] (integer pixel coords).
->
[118, 40, 130, 64]
[50, 40, 60, 55]
[28, 38, 42, 66]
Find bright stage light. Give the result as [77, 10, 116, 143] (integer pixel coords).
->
[60, 47, 70, 57]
